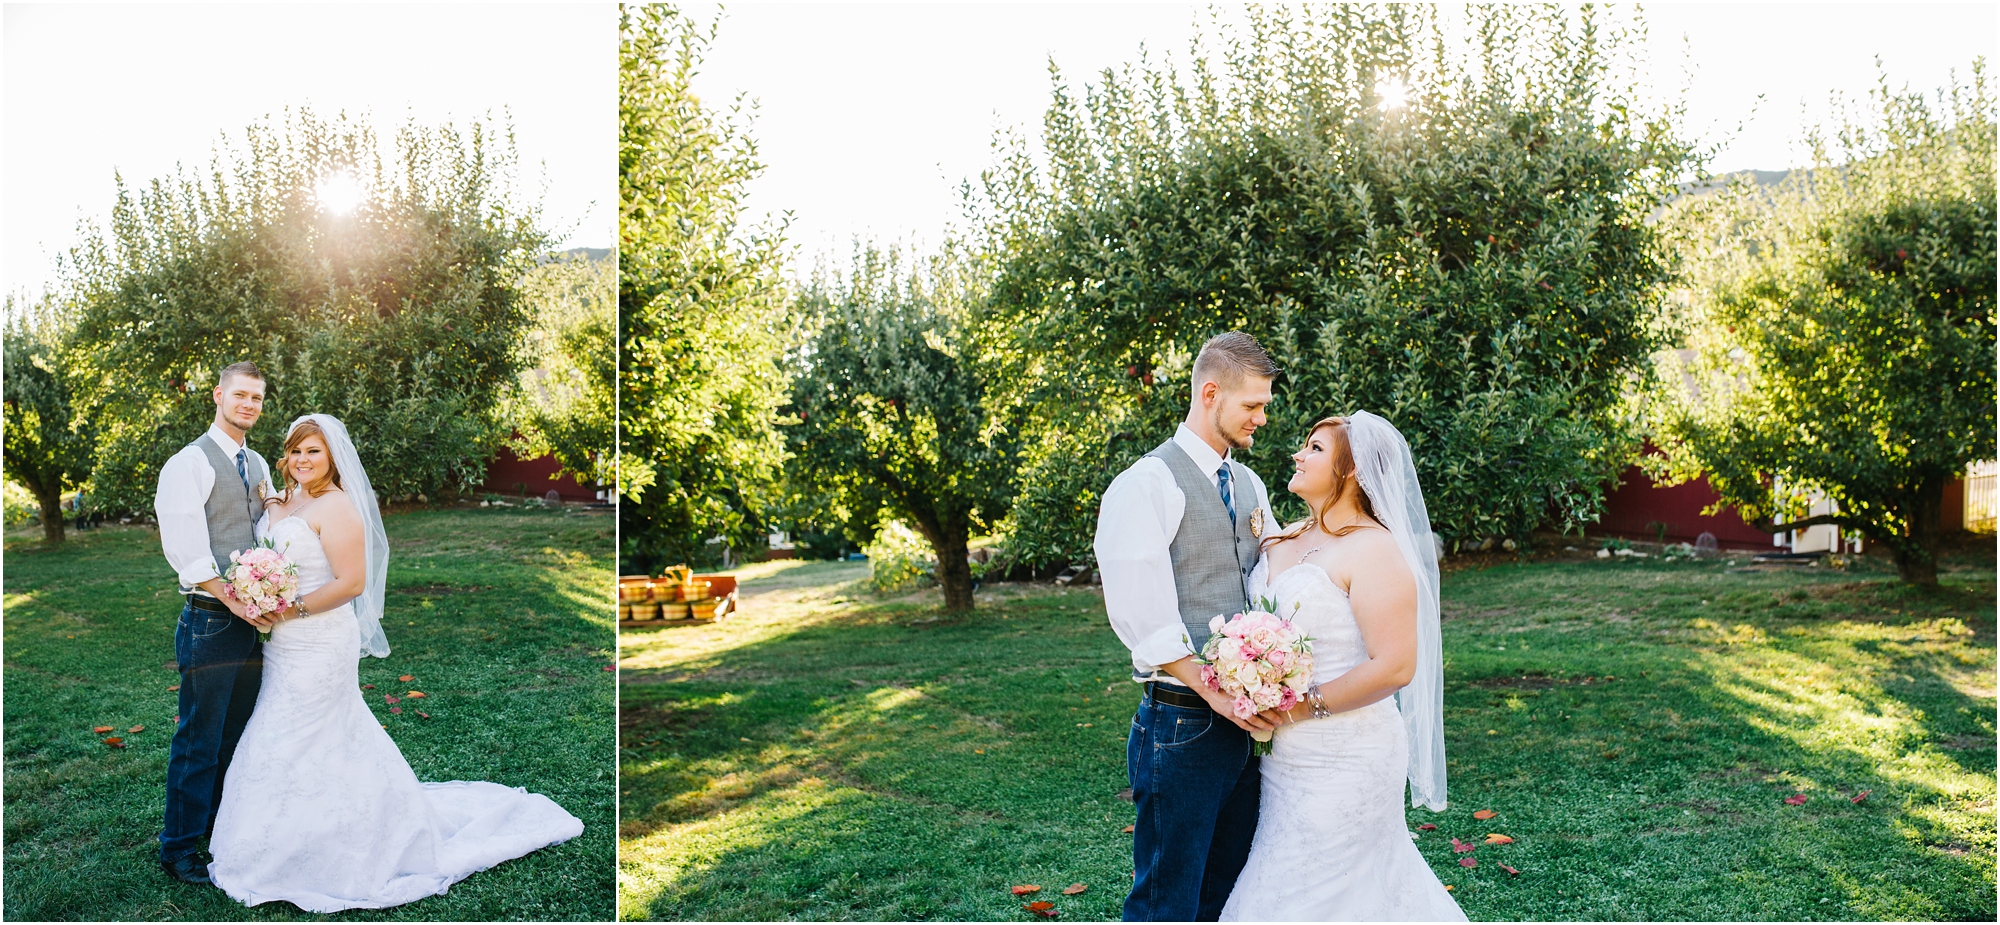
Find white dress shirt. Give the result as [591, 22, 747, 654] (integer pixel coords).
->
[1095, 423, 1270, 685]
[156, 424, 260, 596]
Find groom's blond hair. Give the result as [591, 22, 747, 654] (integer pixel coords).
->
[1190, 332, 1279, 397]
[217, 361, 265, 389]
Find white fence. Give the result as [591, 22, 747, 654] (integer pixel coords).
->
[1965, 460, 1997, 535]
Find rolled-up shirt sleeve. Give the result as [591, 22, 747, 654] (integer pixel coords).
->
[1095, 458, 1195, 676]
[156, 446, 219, 590]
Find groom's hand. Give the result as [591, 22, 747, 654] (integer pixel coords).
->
[1159, 657, 1275, 733]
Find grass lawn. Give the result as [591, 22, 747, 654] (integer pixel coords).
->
[618, 544, 1995, 921]
[3, 505, 617, 921]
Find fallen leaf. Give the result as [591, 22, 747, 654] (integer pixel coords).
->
[1473, 809, 1497, 820]
[416, 710, 431, 719]
[92, 725, 113, 734]
[1011, 885, 1041, 896]
[1500, 863, 1520, 876]
[1850, 790, 1869, 804]
[1024, 900, 1058, 918]
[1417, 823, 1437, 831]
[1121, 825, 1135, 834]
[1444, 885, 1455, 892]
[385, 695, 400, 704]
[975, 749, 985, 754]
[603, 664, 616, 672]
[167, 685, 180, 692]
[399, 675, 414, 682]
[407, 691, 426, 698]
[1450, 837, 1477, 854]
[128, 725, 145, 734]
[1484, 834, 1514, 845]
[103, 737, 125, 747]
[363, 684, 375, 689]
[1062, 884, 1087, 895]
[1783, 793, 1808, 806]
[389, 706, 402, 714]
[1459, 857, 1477, 868]
[173, 715, 179, 724]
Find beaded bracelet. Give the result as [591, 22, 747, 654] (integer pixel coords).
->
[1306, 684, 1332, 719]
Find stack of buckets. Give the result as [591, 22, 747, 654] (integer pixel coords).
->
[618, 567, 717, 622]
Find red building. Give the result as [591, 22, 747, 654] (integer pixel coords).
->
[1596, 460, 1984, 551]
[479, 443, 601, 503]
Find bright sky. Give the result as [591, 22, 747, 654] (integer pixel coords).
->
[682, 2, 1997, 262]
[2, 2, 615, 300]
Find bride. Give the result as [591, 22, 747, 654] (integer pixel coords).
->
[1219, 412, 1464, 922]
[206, 414, 583, 912]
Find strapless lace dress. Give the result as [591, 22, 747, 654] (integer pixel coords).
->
[207, 514, 583, 912]
[1218, 556, 1465, 922]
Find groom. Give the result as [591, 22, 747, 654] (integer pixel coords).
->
[153, 361, 276, 886]
[1097, 331, 1280, 921]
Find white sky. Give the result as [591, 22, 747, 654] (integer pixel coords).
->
[2, 2, 615, 301]
[683, 2, 1997, 263]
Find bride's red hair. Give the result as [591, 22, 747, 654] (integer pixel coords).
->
[1260, 416, 1378, 554]
[281, 421, 344, 498]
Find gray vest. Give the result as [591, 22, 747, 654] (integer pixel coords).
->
[188, 436, 268, 593]
[1146, 438, 1261, 670]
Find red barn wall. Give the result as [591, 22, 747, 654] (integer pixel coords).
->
[1597, 465, 1774, 549]
[481, 443, 599, 502]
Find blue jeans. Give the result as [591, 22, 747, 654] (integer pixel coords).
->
[160, 599, 262, 863]
[1123, 693, 1261, 922]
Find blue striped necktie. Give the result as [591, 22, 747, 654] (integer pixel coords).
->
[1217, 462, 1236, 523]
[236, 449, 249, 489]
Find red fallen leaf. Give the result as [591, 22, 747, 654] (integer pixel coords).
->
[416, 710, 431, 719]
[399, 675, 414, 682]
[603, 664, 616, 671]
[174, 715, 179, 724]
[1121, 825, 1135, 834]
[1450, 837, 1477, 853]
[389, 706, 402, 714]
[103, 737, 125, 747]
[407, 691, 426, 698]
[1011, 885, 1041, 896]
[1484, 834, 1514, 845]
[128, 725, 145, 734]
[1062, 884, 1087, 895]
[92, 725, 113, 734]
[1850, 790, 1869, 804]
[363, 684, 375, 689]
[1784, 793, 1808, 805]
[385, 695, 400, 704]
[1023, 900, 1058, 918]
[1500, 863, 1520, 876]
[167, 684, 180, 692]
[1417, 823, 1437, 831]
[1459, 857, 1477, 868]
[1473, 809, 1497, 820]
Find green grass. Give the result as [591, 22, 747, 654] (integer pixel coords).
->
[3, 506, 617, 921]
[618, 546, 1995, 921]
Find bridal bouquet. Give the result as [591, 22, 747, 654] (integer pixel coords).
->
[222, 542, 300, 642]
[1196, 604, 1314, 755]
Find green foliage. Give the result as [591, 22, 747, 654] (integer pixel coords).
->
[787, 243, 1024, 611]
[620, 4, 798, 573]
[2, 299, 97, 543]
[1649, 63, 1996, 584]
[507, 252, 616, 489]
[981, 5, 1698, 561]
[59, 110, 547, 513]
[2, 482, 36, 528]
[863, 520, 937, 593]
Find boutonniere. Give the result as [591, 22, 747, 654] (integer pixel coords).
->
[1250, 506, 1266, 538]
[256, 477, 274, 502]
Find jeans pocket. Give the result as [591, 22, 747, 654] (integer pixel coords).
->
[190, 611, 233, 640]
[1157, 711, 1214, 749]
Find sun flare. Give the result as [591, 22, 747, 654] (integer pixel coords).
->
[1376, 77, 1409, 112]
[316, 172, 363, 215]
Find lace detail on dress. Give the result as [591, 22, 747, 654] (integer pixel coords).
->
[1219, 549, 1464, 922]
[206, 514, 582, 913]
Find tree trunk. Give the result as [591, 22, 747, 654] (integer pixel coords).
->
[932, 520, 975, 613]
[1893, 477, 1947, 586]
[36, 485, 65, 545]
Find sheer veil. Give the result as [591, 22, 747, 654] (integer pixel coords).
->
[1345, 411, 1446, 811]
[288, 414, 392, 658]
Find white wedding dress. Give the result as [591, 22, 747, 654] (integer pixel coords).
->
[1219, 556, 1465, 922]
[207, 514, 583, 912]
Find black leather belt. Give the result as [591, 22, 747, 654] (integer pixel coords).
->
[1144, 681, 1209, 710]
[186, 594, 232, 614]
